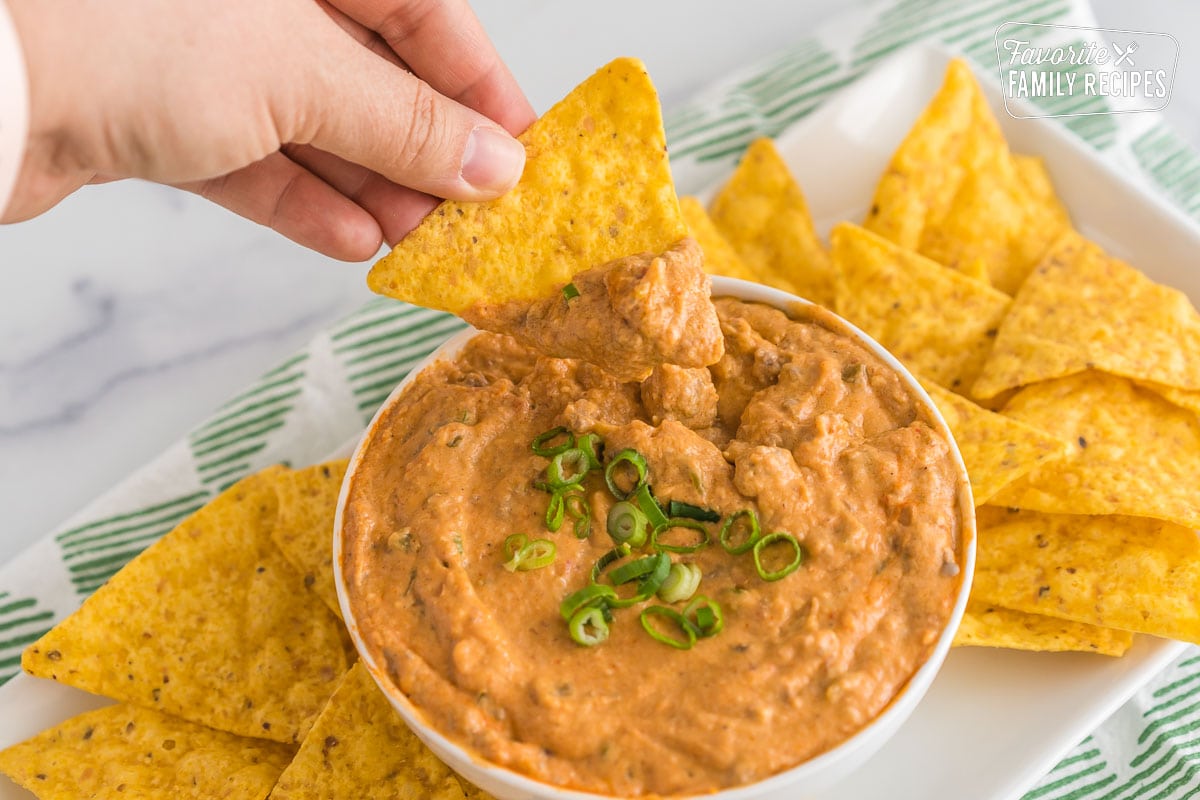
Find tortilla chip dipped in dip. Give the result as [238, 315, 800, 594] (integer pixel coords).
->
[367, 57, 687, 315]
[338, 282, 971, 797]
[462, 238, 724, 382]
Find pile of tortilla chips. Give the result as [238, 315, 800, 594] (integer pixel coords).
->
[7, 52, 1200, 798]
[668, 59, 1200, 659]
[0, 462, 495, 799]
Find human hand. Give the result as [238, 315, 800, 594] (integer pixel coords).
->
[3, 0, 536, 260]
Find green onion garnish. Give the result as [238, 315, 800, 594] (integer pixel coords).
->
[651, 518, 711, 554]
[640, 606, 697, 650]
[604, 449, 648, 500]
[569, 606, 609, 646]
[592, 550, 670, 608]
[635, 484, 668, 528]
[502, 534, 556, 572]
[560, 584, 617, 621]
[531, 427, 574, 458]
[545, 491, 566, 532]
[683, 595, 723, 637]
[667, 500, 720, 523]
[607, 501, 648, 546]
[608, 554, 665, 586]
[562, 282, 580, 301]
[718, 509, 762, 555]
[753, 532, 804, 581]
[658, 562, 702, 603]
[503, 533, 527, 562]
[575, 432, 605, 471]
[564, 492, 592, 540]
[590, 545, 632, 583]
[548, 448, 589, 487]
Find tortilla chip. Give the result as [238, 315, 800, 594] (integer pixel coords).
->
[989, 371, 1200, 528]
[831, 223, 1011, 392]
[1014, 155, 1071, 230]
[954, 601, 1132, 656]
[708, 138, 836, 305]
[367, 58, 687, 313]
[920, 381, 1067, 506]
[270, 460, 349, 620]
[270, 662, 492, 800]
[972, 507, 1200, 644]
[863, 59, 1062, 293]
[1139, 381, 1200, 416]
[0, 703, 293, 799]
[679, 196, 760, 283]
[22, 469, 348, 744]
[973, 230, 1200, 398]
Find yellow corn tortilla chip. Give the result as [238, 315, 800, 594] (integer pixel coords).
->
[989, 371, 1200, 528]
[831, 222, 1011, 393]
[973, 230, 1200, 398]
[0, 703, 293, 799]
[367, 58, 687, 313]
[953, 601, 1132, 656]
[920, 381, 1067, 506]
[1014, 154, 1071, 230]
[270, 459, 349, 620]
[23, 469, 348, 744]
[1139, 381, 1200, 416]
[679, 196, 760, 283]
[972, 507, 1200, 644]
[863, 59, 1063, 294]
[270, 662, 492, 800]
[708, 138, 836, 305]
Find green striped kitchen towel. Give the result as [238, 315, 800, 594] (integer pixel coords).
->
[2, 1, 1199, 798]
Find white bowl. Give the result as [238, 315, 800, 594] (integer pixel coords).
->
[333, 276, 977, 800]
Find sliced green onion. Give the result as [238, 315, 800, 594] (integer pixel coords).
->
[658, 562, 702, 603]
[562, 282, 580, 301]
[569, 606, 609, 646]
[683, 595, 724, 637]
[590, 545, 632, 583]
[531, 427, 574, 458]
[607, 501, 648, 546]
[718, 509, 762, 555]
[639, 606, 696, 650]
[635, 484, 668, 528]
[564, 492, 592, 540]
[545, 491, 566, 532]
[604, 449, 648, 500]
[560, 584, 617, 621]
[667, 500, 720, 523]
[593, 551, 670, 608]
[651, 518, 711, 554]
[548, 448, 589, 487]
[503, 533, 527, 564]
[753, 532, 804, 581]
[575, 432, 605, 471]
[608, 554, 664, 586]
[502, 535, 556, 572]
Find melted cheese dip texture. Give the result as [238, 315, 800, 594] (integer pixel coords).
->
[342, 298, 966, 797]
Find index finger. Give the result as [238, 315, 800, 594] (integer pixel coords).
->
[329, 0, 537, 135]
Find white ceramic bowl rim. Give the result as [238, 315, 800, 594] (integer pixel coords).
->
[333, 276, 978, 800]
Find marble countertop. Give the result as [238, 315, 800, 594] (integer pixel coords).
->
[1, 0, 1197, 565]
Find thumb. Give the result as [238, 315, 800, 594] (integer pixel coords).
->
[298, 44, 527, 201]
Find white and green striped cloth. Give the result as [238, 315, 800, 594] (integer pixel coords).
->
[3, 1, 1199, 797]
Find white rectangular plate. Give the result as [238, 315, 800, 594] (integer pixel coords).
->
[0, 44, 1195, 800]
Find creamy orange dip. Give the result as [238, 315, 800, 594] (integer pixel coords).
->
[341, 298, 965, 797]
[462, 238, 723, 382]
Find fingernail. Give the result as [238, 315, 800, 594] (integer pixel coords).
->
[461, 127, 526, 194]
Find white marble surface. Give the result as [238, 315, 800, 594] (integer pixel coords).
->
[1, 0, 1198, 565]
